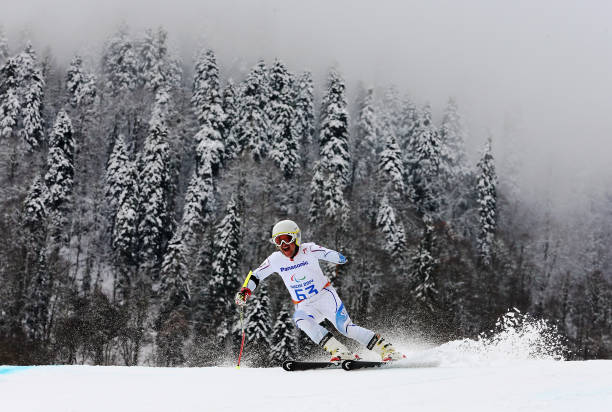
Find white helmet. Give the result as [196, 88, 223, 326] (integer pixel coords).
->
[270, 219, 301, 246]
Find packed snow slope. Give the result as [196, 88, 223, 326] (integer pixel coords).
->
[1, 312, 610, 412]
[1, 360, 610, 412]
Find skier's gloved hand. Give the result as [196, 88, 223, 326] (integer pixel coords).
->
[338, 253, 348, 264]
[235, 287, 252, 307]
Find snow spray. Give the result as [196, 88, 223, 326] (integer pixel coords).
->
[394, 309, 568, 367]
[424, 309, 568, 366]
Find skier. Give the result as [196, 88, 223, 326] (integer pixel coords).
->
[235, 219, 404, 362]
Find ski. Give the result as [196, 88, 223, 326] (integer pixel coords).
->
[341, 360, 386, 370]
[282, 360, 340, 371]
[342, 359, 441, 371]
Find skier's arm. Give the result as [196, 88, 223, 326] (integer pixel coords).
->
[235, 258, 275, 306]
[246, 258, 276, 292]
[308, 244, 348, 264]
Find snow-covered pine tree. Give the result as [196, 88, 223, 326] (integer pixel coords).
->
[376, 194, 407, 262]
[269, 305, 297, 365]
[234, 60, 269, 161]
[409, 104, 441, 215]
[137, 90, 173, 268]
[308, 160, 325, 223]
[158, 139, 217, 320]
[190, 230, 215, 341]
[138, 27, 181, 93]
[181, 158, 216, 247]
[159, 232, 190, 317]
[378, 113, 405, 196]
[112, 168, 139, 258]
[355, 88, 378, 154]
[0, 57, 21, 138]
[105, 134, 131, 213]
[105, 135, 138, 303]
[221, 79, 239, 160]
[138, 28, 159, 90]
[319, 69, 351, 187]
[17, 43, 45, 151]
[268, 59, 299, 178]
[310, 69, 351, 225]
[245, 283, 272, 366]
[66, 55, 97, 108]
[106, 133, 140, 274]
[194, 121, 225, 177]
[410, 216, 438, 310]
[102, 25, 138, 96]
[111, 160, 139, 298]
[293, 71, 315, 148]
[192, 49, 225, 131]
[15, 176, 51, 346]
[22, 176, 48, 230]
[23, 246, 51, 342]
[44, 110, 74, 211]
[207, 193, 243, 340]
[191, 50, 226, 174]
[324, 178, 350, 228]
[476, 137, 497, 266]
[66, 55, 85, 106]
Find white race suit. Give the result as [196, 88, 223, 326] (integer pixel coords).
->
[247, 242, 375, 346]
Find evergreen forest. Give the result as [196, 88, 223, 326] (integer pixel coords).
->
[0, 25, 610, 367]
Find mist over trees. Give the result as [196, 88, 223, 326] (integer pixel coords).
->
[0, 25, 610, 366]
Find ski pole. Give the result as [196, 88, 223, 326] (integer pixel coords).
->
[236, 270, 253, 369]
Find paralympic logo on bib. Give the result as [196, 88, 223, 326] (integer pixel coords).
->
[290, 274, 307, 282]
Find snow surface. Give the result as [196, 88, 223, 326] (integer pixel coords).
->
[1, 313, 610, 412]
[1, 360, 610, 412]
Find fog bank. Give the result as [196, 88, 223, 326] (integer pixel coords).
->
[3, 0, 612, 210]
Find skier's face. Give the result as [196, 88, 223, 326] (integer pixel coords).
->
[279, 240, 297, 257]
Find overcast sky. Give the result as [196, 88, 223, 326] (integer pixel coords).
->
[2, 0, 612, 210]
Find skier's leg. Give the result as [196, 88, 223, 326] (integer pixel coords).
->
[293, 304, 353, 360]
[318, 287, 404, 360]
[292, 309, 328, 344]
[366, 333, 405, 361]
[319, 286, 375, 347]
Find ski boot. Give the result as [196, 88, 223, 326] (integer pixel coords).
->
[368, 333, 406, 362]
[321, 334, 359, 362]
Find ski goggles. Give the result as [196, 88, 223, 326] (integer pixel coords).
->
[270, 232, 298, 246]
